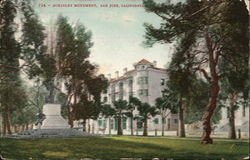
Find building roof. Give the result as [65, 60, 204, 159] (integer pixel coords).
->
[109, 59, 166, 83]
[135, 59, 152, 65]
[151, 67, 166, 71]
[125, 69, 136, 74]
[110, 76, 127, 83]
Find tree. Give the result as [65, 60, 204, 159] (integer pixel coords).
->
[0, 82, 28, 135]
[101, 104, 116, 135]
[11, 80, 47, 132]
[126, 96, 141, 136]
[113, 100, 129, 135]
[0, 0, 46, 135]
[143, 0, 248, 144]
[49, 16, 107, 128]
[75, 93, 95, 132]
[137, 102, 158, 136]
[219, 67, 249, 139]
[218, 0, 249, 139]
[167, 36, 196, 137]
[155, 90, 178, 136]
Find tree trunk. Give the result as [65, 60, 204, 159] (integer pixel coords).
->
[14, 126, 17, 133]
[82, 119, 86, 132]
[143, 119, 148, 136]
[25, 123, 29, 130]
[161, 117, 165, 136]
[130, 115, 134, 136]
[228, 92, 237, 139]
[117, 115, 123, 135]
[179, 96, 186, 137]
[71, 94, 77, 128]
[200, 82, 219, 144]
[108, 117, 111, 135]
[88, 119, 91, 133]
[5, 106, 12, 135]
[67, 94, 74, 128]
[3, 114, 6, 136]
[200, 32, 220, 144]
[22, 125, 25, 131]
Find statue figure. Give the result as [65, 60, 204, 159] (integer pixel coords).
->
[45, 79, 61, 104]
[35, 113, 46, 129]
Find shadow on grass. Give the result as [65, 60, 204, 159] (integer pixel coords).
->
[0, 137, 248, 160]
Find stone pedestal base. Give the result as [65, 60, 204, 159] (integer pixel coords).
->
[41, 104, 70, 129]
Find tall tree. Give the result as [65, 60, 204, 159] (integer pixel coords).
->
[113, 100, 129, 135]
[143, 0, 248, 144]
[137, 102, 158, 136]
[126, 96, 141, 136]
[155, 90, 178, 136]
[52, 16, 104, 128]
[218, 0, 249, 139]
[167, 34, 196, 137]
[0, 0, 20, 135]
[75, 93, 95, 132]
[0, 0, 47, 135]
[101, 104, 116, 135]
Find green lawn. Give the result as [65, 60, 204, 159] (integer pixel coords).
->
[0, 136, 248, 160]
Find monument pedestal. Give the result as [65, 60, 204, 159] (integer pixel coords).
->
[41, 104, 70, 129]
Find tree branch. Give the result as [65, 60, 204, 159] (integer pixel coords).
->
[196, 67, 211, 83]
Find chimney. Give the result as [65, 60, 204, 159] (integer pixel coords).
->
[107, 74, 111, 80]
[123, 68, 128, 74]
[115, 71, 119, 78]
[153, 61, 157, 67]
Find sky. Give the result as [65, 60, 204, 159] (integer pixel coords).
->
[33, 0, 174, 78]
[33, 0, 250, 78]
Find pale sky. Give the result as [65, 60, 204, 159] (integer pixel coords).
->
[33, 0, 174, 78]
[33, 0, 250, 78]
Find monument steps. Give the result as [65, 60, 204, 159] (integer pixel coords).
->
[6, 128, 100, 139]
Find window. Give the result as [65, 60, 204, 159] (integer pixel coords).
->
[104, 97, 108, 102]
[161, 79, 165, 86]
[110, 119, 114, 129]
[103, 120, 107, 128]
[115, 118, 118, 130]
[138, 89, 148, 96]
[98, 120, 102, 127]
[129, 79, 133, 86]
[154, 118, 159, 124]
[141, 65, 145, 69]
[174, 119, 178, 124]
[138, 89, 143, 96]
[123, 118, 127, 129]
[138, 77, 148, 84]
[137, 118, 143, 129]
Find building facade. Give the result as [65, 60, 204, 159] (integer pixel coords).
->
[95, 59, 178, 134]
[216, 100, 249, 138]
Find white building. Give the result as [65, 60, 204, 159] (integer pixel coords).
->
[217, 100, 249, 138]
[95, 59, 178, 134]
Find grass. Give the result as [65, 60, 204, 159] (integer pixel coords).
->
[0, 136, 248, 160]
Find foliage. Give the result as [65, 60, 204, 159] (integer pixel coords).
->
[0, 0, 47, 134]
[48, 15, 108, 125]
[101, 104, 116, 118]
[113, 99, 129, 135]
[142, 0, 248, 143]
